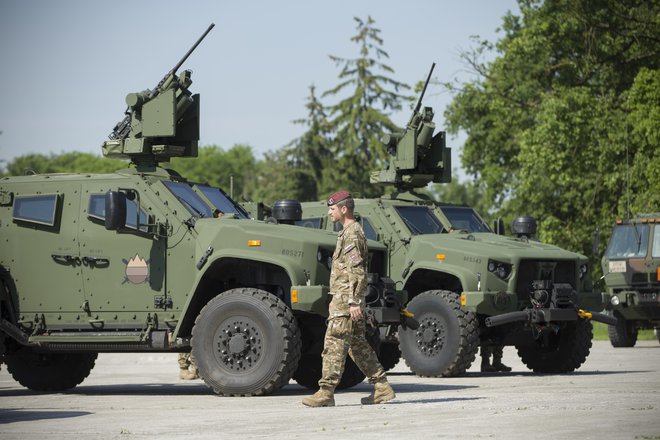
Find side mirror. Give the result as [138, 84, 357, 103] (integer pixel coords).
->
[105, 191, 127, 230]
[493, 218, 505, 235]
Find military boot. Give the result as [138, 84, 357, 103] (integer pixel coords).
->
[492, 347, 511, 372]
[361, 380, 395, 405]
[179, 367, 198, 380]
[302, 387, 335, 407]
[481, 359, 496, 372]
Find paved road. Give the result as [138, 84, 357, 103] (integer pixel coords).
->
[1, 341, 659, 440]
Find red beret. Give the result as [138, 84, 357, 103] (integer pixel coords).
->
[327, 191, 352, 206]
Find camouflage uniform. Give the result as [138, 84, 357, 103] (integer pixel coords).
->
[318, 220, 386, 389]
[178, 352, 198, 380]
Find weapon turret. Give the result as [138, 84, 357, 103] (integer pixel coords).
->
[370, 63, 452, 190]
[102, 24, 215, 168]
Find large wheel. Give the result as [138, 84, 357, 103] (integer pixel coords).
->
[191, 288, 301, 396]
[379, 343, 401, 371]
[5, 348, 97, 392]
[398, 290, 479, 377]
[293, 323, 380, 390]
[608, 311, 638, 347]
[516, 318, 593, 373]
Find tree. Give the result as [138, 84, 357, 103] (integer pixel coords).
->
[276, 85, 335, 202]
[169, 144, 257, 200]
[444, 0, 660, 272]
[322, 16, 413, 197]
[2, 152, 125, 176]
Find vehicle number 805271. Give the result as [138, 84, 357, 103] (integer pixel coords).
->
[282, 249, 304, 258]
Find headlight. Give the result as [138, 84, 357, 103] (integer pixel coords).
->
[611, 295, 620, 306]
[487, 259, 512, 281]
[579, 263, 588, 279]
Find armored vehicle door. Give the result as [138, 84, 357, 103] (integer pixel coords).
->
[79, 183, 166, 329]
[5, 181, 85, 318]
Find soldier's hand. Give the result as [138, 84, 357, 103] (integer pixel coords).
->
[349, 304, 363, 321]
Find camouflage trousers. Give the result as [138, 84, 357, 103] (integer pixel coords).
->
[318, 316, 385, 389]
[178, 353, 196, 369]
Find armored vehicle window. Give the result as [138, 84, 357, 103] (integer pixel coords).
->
[12, 194, 59, 226]
[331, 217, 378, 241]
[362, 218, 377, 240]
[195, 184, 249, 218]
[440, 206, 491, 233]
[653, 226, 660, 258]
[606, 224, 649, 259]
[394, 206, 444, 235]
[162, 181, 213, 218]
[88, 194, 148, 231]
[297, 218, 323, 229]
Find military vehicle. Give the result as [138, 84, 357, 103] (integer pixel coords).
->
[0, 25, 409, 396]
[600, 213, 660, 346]
[292, 64, 616, 376]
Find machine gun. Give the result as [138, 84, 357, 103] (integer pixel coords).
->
[370, 62, 452, 190]
[102, 23, 215, 167]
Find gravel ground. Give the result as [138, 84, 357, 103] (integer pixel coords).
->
[1, 341, 659, 440]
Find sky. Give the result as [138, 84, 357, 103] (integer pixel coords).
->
[0, 0, 520, 181]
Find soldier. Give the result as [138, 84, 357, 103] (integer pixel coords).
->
[178, 352, 199, 380]
[302, 191, 395, 407]
[480, 345, 512, 372]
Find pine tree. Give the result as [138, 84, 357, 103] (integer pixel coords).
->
[322, 16, 413, 197]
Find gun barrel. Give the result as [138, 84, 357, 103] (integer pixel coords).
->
[589, 311, 617, 326]
[413, 62, 436, 112]
[485, 310, 530, 327]
[170, 23, 216, 75]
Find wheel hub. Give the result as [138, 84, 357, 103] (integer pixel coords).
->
[216, 319, 262, 371]
[415, 317, 445, 357]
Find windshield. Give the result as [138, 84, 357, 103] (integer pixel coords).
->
[606, 224, 650, 259]
[162, 181, 213, 218]
[440, 206, 492, 233]
[394, 206, 445, 235]
[653, 226, 660, 258]
[196, 185, 249, 219]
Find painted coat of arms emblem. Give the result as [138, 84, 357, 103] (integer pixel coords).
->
[122, 254, 149, 284]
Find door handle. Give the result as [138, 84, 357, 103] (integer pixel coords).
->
[51, 254, 81, 265]
[82, 256, 110, 268]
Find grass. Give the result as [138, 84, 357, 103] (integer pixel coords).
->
[592, 322, 658, 341]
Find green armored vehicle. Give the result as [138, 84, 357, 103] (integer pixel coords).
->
[601, 214, 660, 346]
[294, 65, 616, 376]
[0, 25, 407, 395]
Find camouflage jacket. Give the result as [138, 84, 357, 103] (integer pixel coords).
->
[328, 220, 368, 318]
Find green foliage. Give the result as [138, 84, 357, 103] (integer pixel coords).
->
[168, 144, 256, 200]
[1, 152, 125, 176]
[444, 0, 660, 274]
[425, 175, 491, 220]
[247, 148, 317, 205]
[271, 85, 335, 203]
[321, 16, 413, 197]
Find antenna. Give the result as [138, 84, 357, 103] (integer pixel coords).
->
[626, 142, 630, 220]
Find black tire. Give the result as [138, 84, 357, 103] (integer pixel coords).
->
[5, 348, 97, 392]
[516, 318, 593, 373]
[655, 328, 660, 344]
[398, 290, 479, 377]
[191, 288, 301, 396]
[379, 343, 401, 371]
[608, 311, 638, 347]
[293, 323, 380, 390]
